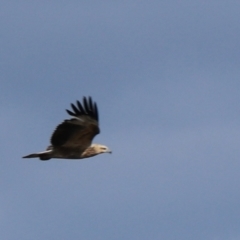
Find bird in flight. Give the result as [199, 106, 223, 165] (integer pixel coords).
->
[23, 97, 111, 160]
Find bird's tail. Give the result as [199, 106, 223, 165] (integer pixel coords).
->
[22, 150, 52, 161]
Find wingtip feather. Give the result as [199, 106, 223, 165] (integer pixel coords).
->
[66, 96, 99, 122]
[66, 109, 75, 116]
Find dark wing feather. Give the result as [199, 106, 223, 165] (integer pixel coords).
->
[77, 100, 86, 114]
[94, 102, 98, 121]
[51, 97, 100, 149]
[66, 97, 98, 121]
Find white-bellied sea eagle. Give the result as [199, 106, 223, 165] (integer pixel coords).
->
[23, 97, 111, 160]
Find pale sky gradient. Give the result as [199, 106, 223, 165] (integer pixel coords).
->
[1, 1, 240, 240]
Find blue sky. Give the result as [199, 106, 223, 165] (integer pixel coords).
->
[1, 1, 240, 239]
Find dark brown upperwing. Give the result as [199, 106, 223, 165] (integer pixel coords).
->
[50, 97, 100, 148]
[51, 119, 99, 148]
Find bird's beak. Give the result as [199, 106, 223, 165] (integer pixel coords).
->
[108, 150, 112, 154]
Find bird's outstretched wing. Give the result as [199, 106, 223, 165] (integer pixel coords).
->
[50, 97, 100, 150]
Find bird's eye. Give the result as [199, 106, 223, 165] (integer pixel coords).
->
[101, 147, 106, 150]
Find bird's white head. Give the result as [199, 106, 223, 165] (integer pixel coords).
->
[91, 144, 112, 154]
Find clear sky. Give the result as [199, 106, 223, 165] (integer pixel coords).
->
[1, 1, 240, 240]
